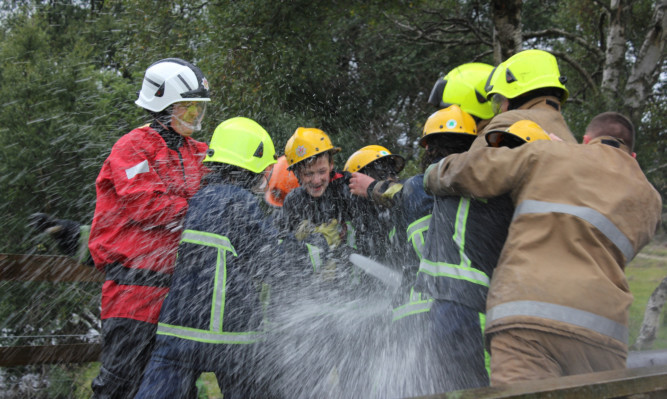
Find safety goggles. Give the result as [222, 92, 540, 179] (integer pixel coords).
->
[172, 101, 207, 131]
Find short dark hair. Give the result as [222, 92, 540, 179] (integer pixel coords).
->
[586, 112, 635, 151]
[294, 151, 333, 176]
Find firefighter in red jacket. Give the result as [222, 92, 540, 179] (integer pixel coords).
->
[87, 58, 211, 398]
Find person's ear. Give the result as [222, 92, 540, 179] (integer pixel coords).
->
[632, 152, 636, 159]
[582, 134, 592, 144]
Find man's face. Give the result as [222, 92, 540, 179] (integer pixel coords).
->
[298, 156, 333, 198]
[171, 101, 206, 137]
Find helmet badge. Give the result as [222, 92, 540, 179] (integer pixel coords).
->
[296, 145, 307, 158]
[446, 119, 458, 129]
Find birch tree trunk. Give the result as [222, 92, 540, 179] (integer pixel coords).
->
[633, 276, 667, 350]
[600, 0, 627, 98]
[623, 0, 667, 122]
[491, 0, 523, 64]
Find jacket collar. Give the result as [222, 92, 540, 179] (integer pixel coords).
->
[588, 136, 632, 155]
[518, 96, 562, 112]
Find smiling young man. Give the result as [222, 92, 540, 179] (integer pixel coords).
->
[280, 127, 353, 239]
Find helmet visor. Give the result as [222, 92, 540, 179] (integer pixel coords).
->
[491, 94, 506, 115]
[172, 101, 207, 132]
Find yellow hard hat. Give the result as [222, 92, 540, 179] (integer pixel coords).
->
[420, 104, 477, 148]
[485, 49, 569, 103]
[485, 120, 552, 148]
[284, 127, 341, 169]
[343, 145, 405, 174]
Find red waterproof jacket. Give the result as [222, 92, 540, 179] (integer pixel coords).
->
[89, 124, 208, 323]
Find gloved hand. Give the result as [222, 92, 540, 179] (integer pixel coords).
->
[28, 213, 60, 233]
[313, 219, 342, 247]
[28, 213, 82, 257]
[295, 220, 315, 241]
[423, 163, 438, 194]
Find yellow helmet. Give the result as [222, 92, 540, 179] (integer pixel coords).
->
[485, 49, 568, 104]
[485, 120, 552, 148]
[343, 145, 405, 174]
[284, 127, 341, 169]
[420, 104, 477, 148]
[203, 117, 276, 173]
[428, 63, 495, 120]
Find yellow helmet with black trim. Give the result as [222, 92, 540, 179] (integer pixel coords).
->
[284, 127, 341, 169]
[420, 104, 477, 148]
[344, 145, 405, 175]
[485, 120, 552, 148]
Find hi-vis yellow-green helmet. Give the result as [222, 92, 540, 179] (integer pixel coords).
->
[485, 120, 552, 148]
[204, 117, 277, 174]
[420, 104, 477, 147]
[428, 63, 495, 120]
[485, 49, 569, 104]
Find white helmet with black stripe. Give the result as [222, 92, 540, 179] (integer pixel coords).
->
[135, 58, 210, 112]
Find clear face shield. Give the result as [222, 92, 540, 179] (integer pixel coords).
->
[171, 101, 207, 132]
[491, 94, 507, 116]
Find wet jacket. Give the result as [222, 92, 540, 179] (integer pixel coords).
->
[425, 137, 662, 356]
[470, 96, 576, 151]
[381, 175, 435, 321]
[154, 179, 318, 368]
[281, 170, 354, 232]
[415, 194, 513, 314]
[89, 123, 208, 323]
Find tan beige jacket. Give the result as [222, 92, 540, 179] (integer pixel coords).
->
[470, 96, 577, 150]
[425, 137, 662, 356]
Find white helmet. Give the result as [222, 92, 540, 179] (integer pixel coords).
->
[135, 58, 210, 112]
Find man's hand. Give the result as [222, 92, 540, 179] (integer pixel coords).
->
[348, 172, 375, 197]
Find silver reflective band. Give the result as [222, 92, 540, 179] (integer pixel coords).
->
[487, 300, 628, 344]
[157, 323, 263, 344]
[418, 258, 490, 286]
[407, 215, 431, 238]
[181, 230, 236, 253]
[306, 244, 323, 271]
[408, 215, 431, 259]
[513, 200, 634, 262]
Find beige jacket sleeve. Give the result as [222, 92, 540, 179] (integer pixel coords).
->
[424, 144, 542, 199]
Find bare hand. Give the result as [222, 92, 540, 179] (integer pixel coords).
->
[348, 172, 375, 197]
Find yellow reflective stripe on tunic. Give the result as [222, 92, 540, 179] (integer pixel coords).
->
[306, 243, 323, 272]
[392, 289, 433, 321]
[407, 215, 431, 259]
[417, 198, 489, 286]
[181, 230, 237, 255]
[418, 258, 490, 286]
[168, 229, 251, 342]
[513, 200, 635, 263]
[157, 323, 264, 344]
[211, 249, 226, 332]
[487, 300, 628, 344]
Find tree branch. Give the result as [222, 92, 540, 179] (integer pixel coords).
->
[526, 28, 604, 58]
[550, 50, 599, 94]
